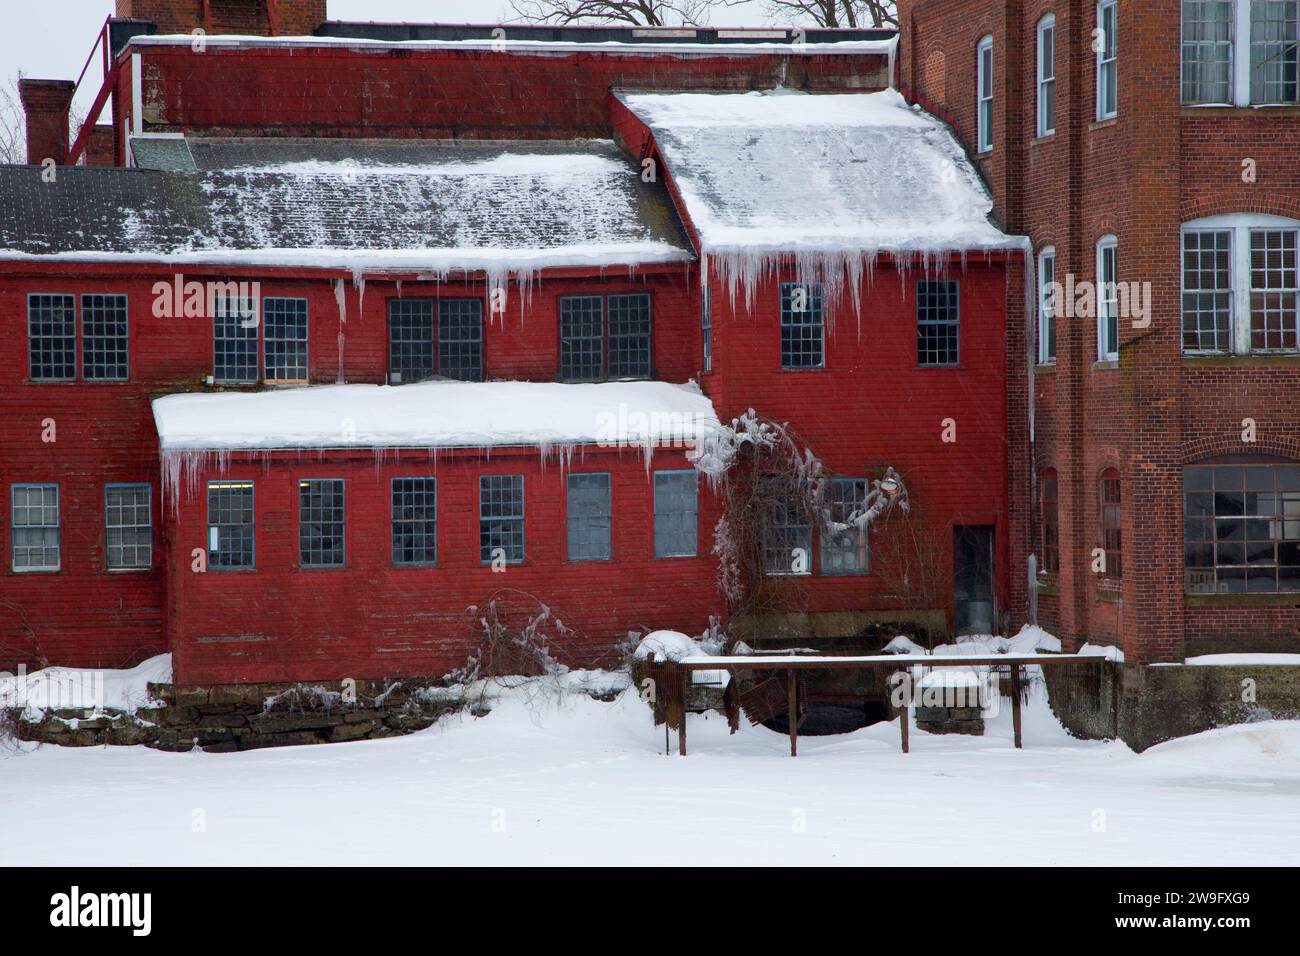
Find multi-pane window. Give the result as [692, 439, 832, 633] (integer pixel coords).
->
[1097, 0, 1119, 119]
[299, 479, 345, 568]
[1182, 230, 1234, 352]
[917, 280, 960, 366]
[1038, 248, 1057, 363]
[213, 294, 259, 384]
[1251, 0, 1300, 104]
[388, 299, 436, 385]
[559, 295, 605, 381]
[1097, 236, 1119, 361]
[1249, 229, 1299, 351]
[105, 483, 151, 571]
[653, 471, 698, 558]
[820, 477, 869, 575]
[11, 484, 60, 572]
[438, 299, 485, 382]
[762, 481, 813, 575]
[1099, 468, 1122, 578]
[81, 294, 128, 381]
[1184, 463, 1300, 594]
[1182, 1, 1234, 103]
[566, 472, 612, 561]
[263, 297, 308, 383]
[1038, 16, 1056, 137]
[1182, 1, 1299, 105]
[780, 282, 825, 369]
[391, 477, 437, 566]
[608, 294, 652, 379]
[480, 475, 526, 564]
[558, 294, 651, 381]
[28, 294, 76, 381]
[702, 286, 713, 373]
[1040, 469, 1059, 575]
[207, 481, 254, 570]
[977, 35, 993, 152]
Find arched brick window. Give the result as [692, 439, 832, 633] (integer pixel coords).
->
[1040, 468, 1059, 574]
[1099, 468, 1122, 578]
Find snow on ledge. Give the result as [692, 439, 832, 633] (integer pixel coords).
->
[153, 379, 721, 453]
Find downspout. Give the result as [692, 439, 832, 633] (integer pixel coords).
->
[1025, 242, 1038, 626]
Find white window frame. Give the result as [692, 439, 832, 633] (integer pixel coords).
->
[1097, 0, 1119, 120]
[1181, 213, 1300, 354]
[1038, 246, 1057, 365]
[1096, 235, 1119, 362]
[977, 35, 994, 152]
[1182, 1, 1300, 107]
[1038, 15, 1057, 137]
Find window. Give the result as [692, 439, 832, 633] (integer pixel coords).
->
[391, 477, 437, 566]
[1097, 236, 1119, 361]
[388, 299, 435, 384]
[1251, 0, 1299, 104]
[1099, 469, 1122, 578]
[81, 294, 128, 381]
[917, 280, 960, 366]
[1182, 1, 1234, 103]
[207, 481, 254, 570]
[299, 479, 345, 568]
[1185, 462, 1300, 593]
[701, 285, 713, 373]
[559, 294, 651, 381]
[1181, 229, 1234, 352]
[439, 298, 484, 382]
[1097, 0, 1118, 119]
[11, 484, 59, 572]
[264, 297, 308, 383]
[1250, 229, 1299, 351]
[1040, 469, 1059, 575]
[105, 483, 151, 571]
[608, 293, 652, 379]
[1038, 16, 1057, 137]
[762, 480, 813, 575]
[480, 475, 525, 564]
[977, 35, 994, 152]
[567, 472, 612, 561]
[1182, 1, 1299, 105]
[1038, 248, 1058, 363]
[28, 294, 76, 381]
[821, 477, 869, 575]
[653, 471, 698, 558]
[213, 294, 259, 384]
[780, 282, 825, 369]
[1182, 215, 1300, 354]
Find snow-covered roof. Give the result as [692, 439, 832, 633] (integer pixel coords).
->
[617, 88, 1025, 309]
[151, 379, 721, 453]
[0, 139, 692, 275]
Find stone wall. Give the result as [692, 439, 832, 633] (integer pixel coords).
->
[1045, 662, 1300, 752]
[13, 677, 477, 752]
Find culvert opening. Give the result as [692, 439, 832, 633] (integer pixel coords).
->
[762, 698, 891, 736]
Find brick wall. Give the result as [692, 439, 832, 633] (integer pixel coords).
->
[900, 0, 1300, 661]
[116, 1, 327, 36]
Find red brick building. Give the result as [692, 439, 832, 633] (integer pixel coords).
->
[2, 2, 1025, 685]
[898, 0, 1300, 663]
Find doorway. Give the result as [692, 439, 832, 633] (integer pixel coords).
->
[953, 525, 995, 635]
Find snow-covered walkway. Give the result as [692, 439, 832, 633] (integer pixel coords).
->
[3, 685, 1299, 866]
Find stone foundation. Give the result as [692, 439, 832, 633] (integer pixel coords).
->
[914, 704, 985, 735]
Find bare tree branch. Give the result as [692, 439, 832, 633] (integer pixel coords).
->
[760, 0, 897, 28]
[508, 0, 716, 26]
[0, 75, 27, 165]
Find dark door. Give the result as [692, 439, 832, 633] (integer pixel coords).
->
[953, 525, 995, 635]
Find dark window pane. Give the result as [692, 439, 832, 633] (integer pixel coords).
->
[213, 295, 259, 384]
[559, 296, 604, 381]
[780, 282, 824, 369]
[917, 280, 960, 366]
[28, 294, 76, 381]
[388, 299, 435, 384]
[608, 293, 651, 379]
[438, 298, 484, 382]
[299, 479, 345, 568]
[391, 477, 437, 565]
[264, 297, 309, 382]
[105, 483, 151, 570]
[207, 481, 254, 570]
[82, 294, 129, 380]
[480, 475, 525, 564]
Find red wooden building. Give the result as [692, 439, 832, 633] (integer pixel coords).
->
[1, 2, 1023, 685]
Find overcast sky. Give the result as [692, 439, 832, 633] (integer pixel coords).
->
[3, 0, 774, 110]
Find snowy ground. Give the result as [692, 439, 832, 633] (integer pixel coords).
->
[4, 676, 1300, 867]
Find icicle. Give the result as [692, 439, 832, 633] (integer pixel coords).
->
[333, 278, 347, 384]
[350, 268, 366, 316]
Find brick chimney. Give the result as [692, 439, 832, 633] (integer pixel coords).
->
[85, 125, 118, 167]
[18, 79, 75, 166]
[115, 1, 327, 36]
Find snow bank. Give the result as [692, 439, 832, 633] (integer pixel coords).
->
[634, 631, 704, 663]
[619, 88, 1028, 315]
[1181, 653, 1300, 666]
[1077, 643, 1124, 662]
[0, 655, 170, 719]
